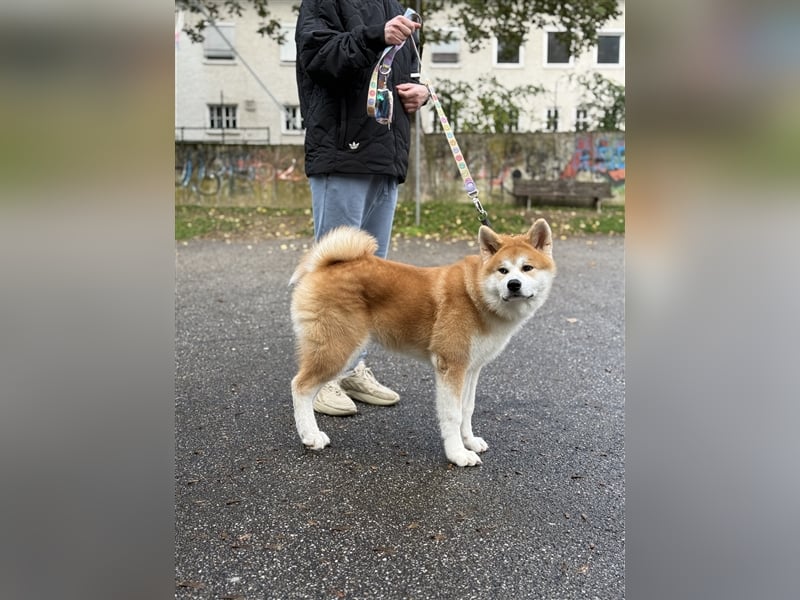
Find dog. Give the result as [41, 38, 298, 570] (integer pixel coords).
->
[289, 220, 556, 467]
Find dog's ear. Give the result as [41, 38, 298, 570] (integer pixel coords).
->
[479, 225, 502, 260]
[527, 219, 553, 256]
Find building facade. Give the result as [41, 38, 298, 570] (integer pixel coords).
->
[174, 1, 624, 144]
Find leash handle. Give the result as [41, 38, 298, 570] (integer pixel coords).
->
[367, 7, 491, 228]
[367, 8, 422, 126]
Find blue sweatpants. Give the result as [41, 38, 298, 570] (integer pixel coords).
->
[308, 173, 399, 371]
[309, 174, 399, 259]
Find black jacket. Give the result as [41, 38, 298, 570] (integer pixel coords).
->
[295, 0, 419, 183]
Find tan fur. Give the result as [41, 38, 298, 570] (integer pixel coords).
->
[290, 221, 556, 466]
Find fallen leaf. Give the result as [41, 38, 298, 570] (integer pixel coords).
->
[263, 543, 283, 551]
[576, 564, 590, 575]
[566, 318, 578, 323]
[176, 580, 205, 590]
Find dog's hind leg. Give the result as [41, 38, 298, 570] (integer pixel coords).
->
[461, 367, 488, 454]
[291, 320, 368, 450]
[291, 377, 329, 450]
[433, 357, 482, 467]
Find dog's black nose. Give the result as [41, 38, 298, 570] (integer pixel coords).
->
[507, 279, 522, 292]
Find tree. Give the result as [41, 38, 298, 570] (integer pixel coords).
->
[176, 0, 288, 44]
[422, 0, 620, 56]
[177, 1, 621, 54]
[576, 73, 625, 131]
[431, 77, 542, 134]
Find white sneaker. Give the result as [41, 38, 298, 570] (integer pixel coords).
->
[339, 361, 400, 406]
[313, 381, 358, 416]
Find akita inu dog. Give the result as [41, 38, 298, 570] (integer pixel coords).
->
[289, 220, 555, 466]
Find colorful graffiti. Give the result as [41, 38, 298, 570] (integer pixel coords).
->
[175, 143, 307, 205]
[561, 134, 625, 185]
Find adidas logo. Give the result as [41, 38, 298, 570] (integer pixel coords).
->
[348, 141, 360, 150]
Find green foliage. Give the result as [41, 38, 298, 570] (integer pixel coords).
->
[177, 0, 286, 43]
[432, 76, 542, 133]
[420, 0, 621, 55]
[178, 1, 622, 54]
[576, 73, 626, 131]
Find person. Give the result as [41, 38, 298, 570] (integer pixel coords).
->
[295, 1, 430, 416]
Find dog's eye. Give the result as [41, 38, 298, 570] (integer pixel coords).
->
[522, 265, 535, 272]
[498, 267, 509, 275]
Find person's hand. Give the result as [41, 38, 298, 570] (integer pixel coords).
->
[384, 15, 421, 46]
[396, 83, 430, 114]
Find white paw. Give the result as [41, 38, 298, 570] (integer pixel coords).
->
[301, 430, 330, 450]
[447, 448, 482, 467]
[464, 436, 489, 453]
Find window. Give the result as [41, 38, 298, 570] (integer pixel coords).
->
[283, 105, 304, 132]
[545, 32, 571, 65]
[495, 35, 522, 66]
[546, 108, 559, 131]
[279, 25, 296, 62]
[430, 28, 460, 65]
[505, 108, 520, 133]
[203, 23, 235, 61]
[575, 107, 590, 131]
[597, 33, 622, 65]
[209, 104, 237, 129]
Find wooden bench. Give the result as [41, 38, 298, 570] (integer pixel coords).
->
[511, 178, 612, 212]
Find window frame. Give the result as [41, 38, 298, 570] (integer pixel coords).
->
[575, 106, 590, 132]
[492, 35, 524, 68]
[208, 104, 238, 130]
[595, 31, 624, 67]
[543, 30, 574, 68]
[279, 24, 296, 63]
[281, 105, 304, 134]
[203, 22, 236, 62]
[545, 107, 559, 132]
[429, 27, 461, 67]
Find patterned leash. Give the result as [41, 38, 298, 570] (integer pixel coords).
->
[367, 7, 491, 228]
[366, 8, 421, 127]
[423, 81, 490, 227]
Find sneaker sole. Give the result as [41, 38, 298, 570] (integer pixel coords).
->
[313, 401, 357, 416]
[342, 390, 400, 406]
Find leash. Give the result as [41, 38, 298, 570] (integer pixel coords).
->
[367, 8, 421, 127]
[423, 82, 491, 228]
[367, 7, 491, 228]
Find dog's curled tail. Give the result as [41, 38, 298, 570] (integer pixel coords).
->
[290, 226, 378, 285]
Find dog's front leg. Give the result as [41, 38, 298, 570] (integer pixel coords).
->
[434, 360, 481, 467]
[461, 367, 488, 454]
[291, 378, 330, 450]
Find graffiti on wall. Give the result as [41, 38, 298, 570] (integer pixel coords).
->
[561, 134, 625, 185]
[175, 143, 306, 204]
[175, 134, 625, 206]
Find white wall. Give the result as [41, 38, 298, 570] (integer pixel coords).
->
[174, 0, 624, 143]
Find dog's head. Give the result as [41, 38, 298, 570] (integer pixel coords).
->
[478, 219, 556, 319]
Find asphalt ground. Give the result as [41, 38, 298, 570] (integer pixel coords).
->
[175, 233, 625, 600]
